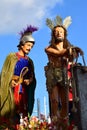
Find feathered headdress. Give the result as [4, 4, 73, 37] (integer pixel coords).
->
[19, 25, 38, 38]
[46, 15, 72, 30]
[17, 25, 38, 47]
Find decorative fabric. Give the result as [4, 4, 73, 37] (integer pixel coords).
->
[0, 52, 36, 119]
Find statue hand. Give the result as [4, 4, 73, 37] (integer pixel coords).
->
[68, 46, 84, 57]
[11, 79, 19, 88]
[73, 47, 84, 56]
[24, 78, 33, 86]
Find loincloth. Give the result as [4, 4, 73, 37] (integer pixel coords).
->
[44, 63, 68, 92]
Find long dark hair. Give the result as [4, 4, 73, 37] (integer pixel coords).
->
[50, 25, 71, 48]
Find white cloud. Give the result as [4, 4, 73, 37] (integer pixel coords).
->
[0, 0, 63, 34]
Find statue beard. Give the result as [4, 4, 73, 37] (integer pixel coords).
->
[55, 37, 64, 43]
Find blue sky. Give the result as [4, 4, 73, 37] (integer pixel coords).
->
[0, 0, 87, 117]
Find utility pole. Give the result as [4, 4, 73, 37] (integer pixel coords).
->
[37, 98, 40, 119]
[44, 96, 47, 119]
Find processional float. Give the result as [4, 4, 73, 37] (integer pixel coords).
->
[45, 47, 87, 130]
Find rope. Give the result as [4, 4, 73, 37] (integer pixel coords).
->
[19, 67, 29, 84]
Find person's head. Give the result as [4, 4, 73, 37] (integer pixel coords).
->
[17, 25, 38, 54]
[52, 25, 67, 43]
[18, 41, 34, 55]
[46, 16, 72, 47]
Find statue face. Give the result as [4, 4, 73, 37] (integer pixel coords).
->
[54, 27, 65, 42]
[21, 42, 34, 55]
